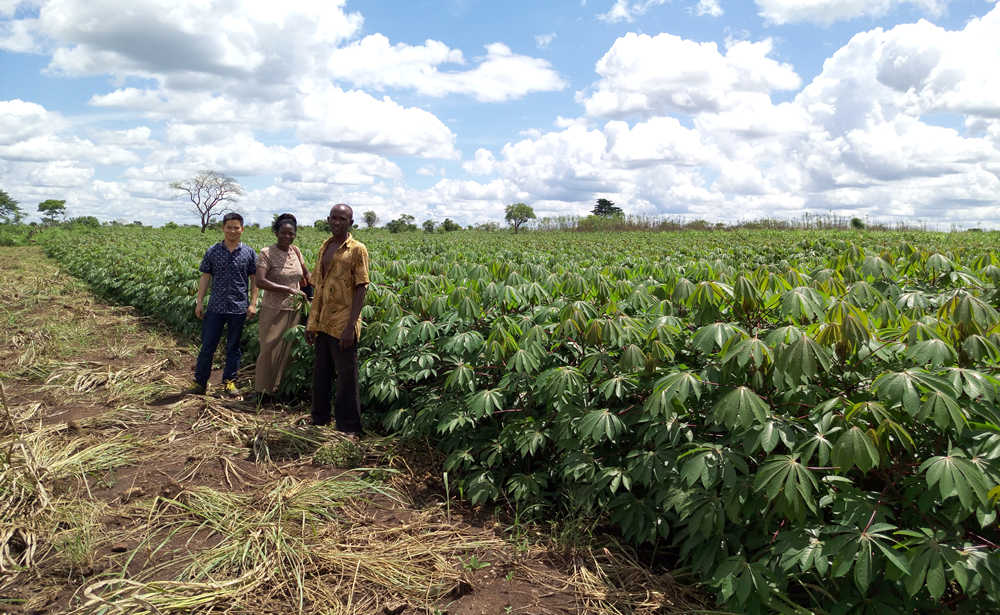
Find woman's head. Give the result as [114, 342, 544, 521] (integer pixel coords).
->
[272, 213, 297, 247]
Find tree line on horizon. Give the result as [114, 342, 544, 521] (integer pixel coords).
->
[2, 170, 982, 234]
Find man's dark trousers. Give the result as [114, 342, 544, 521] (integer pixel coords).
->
[312, 331, 362, 432]
[195, 312, 247, 386]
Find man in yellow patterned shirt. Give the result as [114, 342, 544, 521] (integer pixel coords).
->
[305, 203, 370, 435]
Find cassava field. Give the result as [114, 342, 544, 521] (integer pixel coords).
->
[4, 224, 1000, 614]
[1, 240, 701, 615]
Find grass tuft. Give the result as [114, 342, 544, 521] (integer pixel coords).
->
[248, 424, 326, 462]
[313, 437, 364, 468]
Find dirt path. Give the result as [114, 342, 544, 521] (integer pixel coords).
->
[0, 246, 702, 615]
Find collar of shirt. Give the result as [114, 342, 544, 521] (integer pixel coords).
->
[317, 233, 357, 276]
[214, 241, 250, 254]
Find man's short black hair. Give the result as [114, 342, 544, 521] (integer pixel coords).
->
[272, 213, 297, 234]
[222, 212, 244, 226]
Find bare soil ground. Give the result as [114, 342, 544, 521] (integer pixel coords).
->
[0, 246, 706, 615]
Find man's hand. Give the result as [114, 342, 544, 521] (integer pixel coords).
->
[339, 325, 356, 350]
[247, 304, 257, 318]
[305, 330, 316, 345]
[195, 303, 204, 319]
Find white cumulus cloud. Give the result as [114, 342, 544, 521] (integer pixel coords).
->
[37, 0, 363, 87]
[582, 33, 801, 117]
[327, 35, 566, 102]
[598, 0, 669, 23]
[297, 85, 457, 159]
[535, 32, 556, 49]
[695, 0, 723, 17]
[756, 0, 947, 26]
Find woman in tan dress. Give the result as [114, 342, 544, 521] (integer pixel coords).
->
[253, 213, 309, 403]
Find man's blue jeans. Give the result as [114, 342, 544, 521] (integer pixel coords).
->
[194, 312, 247, 386]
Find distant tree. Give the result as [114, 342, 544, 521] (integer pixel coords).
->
[314, 219, 331, 232]
[69, 215, 100, 227]
[850, 217, 865, 230]
[363, 211, 378, 228]
[170, 170, 244, 233]
[422, 219, 436, 233]
[592, 198, 623, 217]
[38, 199, 67, 224]
[474, 221, 501, 232]
[386, 214, 417, 233]
[504, 203, 535, 233]
[0, 190, 24, 224]
[131, 220, 144, 226]
[164, 221, 180, 229]
[440, 218, 461, 232]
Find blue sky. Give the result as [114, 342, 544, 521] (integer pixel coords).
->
[2, 0, 999, 228]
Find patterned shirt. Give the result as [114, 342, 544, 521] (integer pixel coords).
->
[259, 245, 306, 311]
[306, 234, 370, 339]
[199, 242, 257, 314]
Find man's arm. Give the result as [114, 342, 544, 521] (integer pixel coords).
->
[195, 272, 211, 319]
[304, 244, 327, 346]
[247, 274, 259, 318]
[338, 283, 368, 350]
[304, 286, 324, 345]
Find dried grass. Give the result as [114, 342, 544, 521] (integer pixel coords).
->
[42, 359, 174, 404]
[519, 545, 707, 614]
[1, 404, 136, 575]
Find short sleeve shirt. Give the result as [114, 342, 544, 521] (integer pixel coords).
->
[199, 242, 257, 314]
[306, 234, 370, 339]
[259, 245, 305, 311]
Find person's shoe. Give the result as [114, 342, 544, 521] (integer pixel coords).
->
[221, 380, 242, 399]
[185, 380, 207, 395]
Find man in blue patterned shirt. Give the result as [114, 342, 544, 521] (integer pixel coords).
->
[190, 212, 259, 396]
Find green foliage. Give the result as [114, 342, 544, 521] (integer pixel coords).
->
[592, 198, 623, 217]
[0, 189, 24, 223]
[313, 438, 364, 467]
[0, 224, 31, 246]
[386, 214, 417, 233]
[35, 225, 1000, 613]
[38, 199, 66, 224]
[363, 210, 378, 228]
[69, 216, 101, 227]
[504, 203, 535, 233]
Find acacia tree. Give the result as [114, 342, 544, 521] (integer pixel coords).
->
[504, 203, 535, 233]
[38, 199, 67, 224]
[0, 190, 23, 224]
[363, 211, 378, 228]
[170, 170, 244, 233]
[592, 198, 623, 217]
